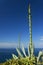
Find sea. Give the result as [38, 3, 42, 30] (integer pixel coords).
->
[0, 48, 43, 63]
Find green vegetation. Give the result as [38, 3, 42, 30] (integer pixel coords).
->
[0, 57, 36, 65]
[0, 57, 43, 65]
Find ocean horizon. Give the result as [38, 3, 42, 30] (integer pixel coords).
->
[0, 48, 43, 63]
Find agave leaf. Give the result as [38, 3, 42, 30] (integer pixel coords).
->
[16, 48, 23, 58]
[6, 58, 12, 63]
[28, 44, 29, 56]
[22, 44, 27, 57]
[37, 51, 43, 62]
[12, 54, 18, 59]
[6, 59, 9, 62]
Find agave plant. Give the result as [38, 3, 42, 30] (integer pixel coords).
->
[12, 4, 43, 63]
[12, 45, 43, 63]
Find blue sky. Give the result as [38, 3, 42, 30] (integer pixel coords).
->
[0, 0, 43, 48]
